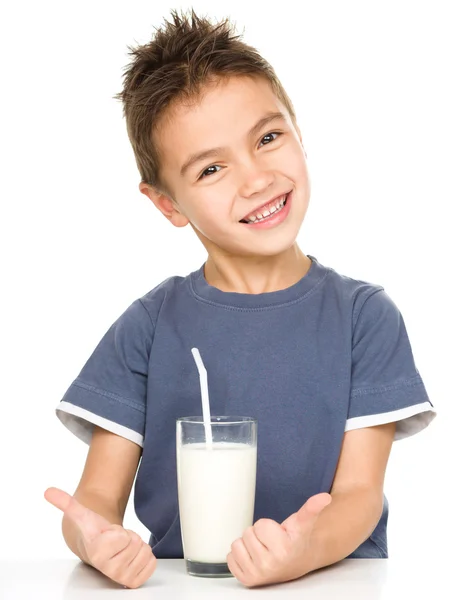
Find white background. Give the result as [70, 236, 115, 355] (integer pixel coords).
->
[1, 0, 464, 560]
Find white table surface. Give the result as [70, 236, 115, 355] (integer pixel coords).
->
[0, 557, 456, 599]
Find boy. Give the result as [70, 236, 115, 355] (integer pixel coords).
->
[45, 9, 436, 590]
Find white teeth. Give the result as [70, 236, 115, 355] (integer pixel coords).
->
[245, 195, 287, 224]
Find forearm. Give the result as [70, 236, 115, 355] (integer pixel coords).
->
[306, 487, 383, 572]
[62, 490, 123, 564]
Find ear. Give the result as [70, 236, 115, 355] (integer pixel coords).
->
[139, 183, 190, 228]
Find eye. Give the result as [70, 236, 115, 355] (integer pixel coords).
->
[199, 165, 221, 179]
[259, 131, 282, 147]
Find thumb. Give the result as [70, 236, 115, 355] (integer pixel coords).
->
[44, 487, 112, 542]
[281, 493, 332, 538]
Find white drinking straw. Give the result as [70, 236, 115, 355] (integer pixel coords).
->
[191, 348, 213, 448]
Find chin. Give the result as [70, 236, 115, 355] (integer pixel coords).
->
[238, 236, 302, 258]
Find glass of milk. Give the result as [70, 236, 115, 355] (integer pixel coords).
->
[176, 416, 257, 577]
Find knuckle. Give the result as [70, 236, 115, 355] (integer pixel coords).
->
[254, 518, 270, 533]
[255, 518, 270, 527]
[101, 529, 128, 551]
[126, 536, 142, 556]
[133, 537, 144, 554]
[129, 530, 141, 542]
[136, 544, 149, 562]
[255, 518, 281, 539]
[243, 526, 255, 538]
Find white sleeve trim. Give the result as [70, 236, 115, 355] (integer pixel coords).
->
[56, 401, 144, 447]
[345, 401, 436, 441]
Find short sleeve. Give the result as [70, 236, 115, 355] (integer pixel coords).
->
[346, 289, 436, 440]
[56, 299, 154, 447]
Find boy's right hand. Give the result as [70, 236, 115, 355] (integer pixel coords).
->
[44, 487, 157, 589]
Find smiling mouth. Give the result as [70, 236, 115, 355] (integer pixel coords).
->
[239, 193, 290, 224]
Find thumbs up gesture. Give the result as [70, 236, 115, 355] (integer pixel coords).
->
[44, 487, 157, 589]
[227, 493, 331, 587]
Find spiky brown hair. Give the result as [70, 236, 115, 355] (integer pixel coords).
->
[114, 9, 296, 190]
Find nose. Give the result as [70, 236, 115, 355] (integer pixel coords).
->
[237, 160, 275, 198]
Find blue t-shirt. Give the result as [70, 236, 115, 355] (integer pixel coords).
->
[57, 256, 435, 559]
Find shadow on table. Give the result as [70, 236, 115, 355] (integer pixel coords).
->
[61, 559, 388, 598]
[288, 559, 388, 598]
[62, 562, 162, 597]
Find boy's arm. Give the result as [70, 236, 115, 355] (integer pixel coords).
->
[46, 426, 156, 589]
[227, 421, 396, 586]
[61, 426, 142, 563]
[303, 421, 396, 571]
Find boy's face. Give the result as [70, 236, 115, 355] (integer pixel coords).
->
[141, 76, 310, 258]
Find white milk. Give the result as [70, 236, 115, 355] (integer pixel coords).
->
[177, 442, 257, 563]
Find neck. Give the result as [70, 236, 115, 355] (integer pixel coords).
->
[203, 245, 311, 294]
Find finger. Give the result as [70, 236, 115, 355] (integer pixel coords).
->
[124, 530, 142, 560]
[231, 537, 254, 571]
[282, 493, 332, 536]
[304, 493, 332, 514]
[44, 487, 111, 541]
[242, 527, 268, 564]
[127, 539, 151, 570]
[227, 552, 245, 582]
[44, 487, 74, 513]
[86, 527, 132, 568]
[126, 543, 155, 581]
[99, 531, 140, 583]
[129, 553, 158, 589]
[108, 529, 138, 561]
[253, 518, 287, 549]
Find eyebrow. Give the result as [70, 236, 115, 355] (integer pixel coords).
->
[180, 111, 287, 177]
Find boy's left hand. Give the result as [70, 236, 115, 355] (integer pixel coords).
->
[227, 493, 332, 587]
